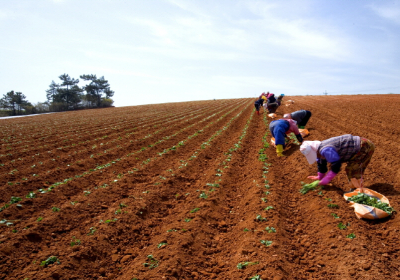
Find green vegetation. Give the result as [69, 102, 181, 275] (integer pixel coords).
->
[260, 240, 273, 246]
[265, 226, 276, 233]
[40, 256, 60, 267]
[143, 255, 159, 269]
[346, 233, 356, 239]
[237, 261, 259, 269]
[347, 193, 394, 215]
[328, 204, 339, 209]
[300, 181, 320, 194]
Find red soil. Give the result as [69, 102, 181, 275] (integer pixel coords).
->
[0, 95, 400, 280]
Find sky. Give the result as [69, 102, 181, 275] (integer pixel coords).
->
[1, 0, 400, 107]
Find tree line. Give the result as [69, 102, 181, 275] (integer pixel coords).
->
[0, 73, 115, 116]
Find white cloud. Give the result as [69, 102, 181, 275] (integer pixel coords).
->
[368, 3, 400, 25]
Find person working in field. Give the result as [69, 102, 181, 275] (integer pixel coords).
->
[254, 96, 266, 115]
[300, 134, 375, 189]
[283, 110, 312, 129]
[263, 93, 281, 113]
[269, 118, 304, 156]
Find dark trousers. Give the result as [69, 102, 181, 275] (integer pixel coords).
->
[298, 110, 312, 126]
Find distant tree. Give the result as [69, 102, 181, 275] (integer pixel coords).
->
[46, 80, 59, 103]
[80, 74, 114, 107]
[0, 90, 31, 115]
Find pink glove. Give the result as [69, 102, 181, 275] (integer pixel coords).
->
[307, 172, 326, 180]
[319, 171, 337, 185]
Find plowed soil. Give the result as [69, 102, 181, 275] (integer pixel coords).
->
[1, 95, 400, 280]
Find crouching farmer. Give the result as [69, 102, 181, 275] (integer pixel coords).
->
[300, 135, 375, 189]
[283, 110, 312, 129]
[254, 96, 266, 115]
[269, 119, 303, 157]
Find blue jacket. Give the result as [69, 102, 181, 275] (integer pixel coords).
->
[269, 120, 290, 146]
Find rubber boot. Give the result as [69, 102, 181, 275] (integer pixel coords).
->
[256, 111, 259, 115]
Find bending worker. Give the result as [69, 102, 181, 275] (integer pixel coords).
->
[300, 134, 375, 189]
[264, 93, 280, 113]
[269, 119, 303, 156]
[254, 96, 266, 115]
[283, 110, 311, 129]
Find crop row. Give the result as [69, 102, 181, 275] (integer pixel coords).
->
[0, 100, 235, 182]
[0, 100, 228, 157]
[0, 100, 249, 211]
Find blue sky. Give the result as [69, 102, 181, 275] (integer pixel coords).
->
[1, 0, 399, 107]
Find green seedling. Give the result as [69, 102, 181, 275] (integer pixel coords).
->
[83, 191, 91, 196]
[184, 218, 192, 222]
[328, 204, 339, 209]
[119, 203, 127, 208]
[331, 213, 340, 219]
[243, 228, 250, 232]
[26, 192, 36, 199]
[346, 233, 356, 239]
[157, 242, 167, 248]
[337, 222, 347, 230]
[167, 229, 177, 232]
[325, 198, 332, 202]
[190, 208, 200, 213]
[105, 218, 118, 224]
[37, 217, 43, 222]
[12, 228, 17, 233]
[261, 198, 268, 203]
[70, 201, 78, 205]
[115, 209, 122, 215]
[0, 219, 13, 226]
[10, 196, 22, 204]
[206, 183, 220, 188]
[51, 207, 60, 212]
[265, 226, 276, 233]
[260, 240, 273, 246]
[87, 227, 96, 235]
[143, 255, 159, 269]
[249, 275, 262, 280]
[70, 236, 81, 247]
[40, 256, 60, 267]
[199, 192, 208, 199]
[318, 191, 324, 196]
[256, 215, 267, 222]
[264, 206, 274, 211]
[237, 261, 259, 269]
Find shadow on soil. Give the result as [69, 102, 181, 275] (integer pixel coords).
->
[368, 183, 400, 196]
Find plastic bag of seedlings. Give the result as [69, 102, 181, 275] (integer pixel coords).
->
[344, 188, 394, 219]
[299, 129, 310, 138]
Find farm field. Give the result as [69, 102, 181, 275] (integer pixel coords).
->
[1, 95, 400, 280]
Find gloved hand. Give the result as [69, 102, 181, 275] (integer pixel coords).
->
[307, 172, 325, 180]
[276, 144, 284, 157]
[296, 134, 304, 143]
[319, 170, 337, 185]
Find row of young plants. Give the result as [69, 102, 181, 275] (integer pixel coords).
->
[1, 100, 233, 148]
[0, 101, 253, 277]
[0, 105, 170, 145]
[0, 101, 249, 217]
[0, 100, 257, 279]
[236, 111, 276, 278]
[0, 102, 217, 160]
[0, 101, 231, 182]
[124, 104, 256, 279]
